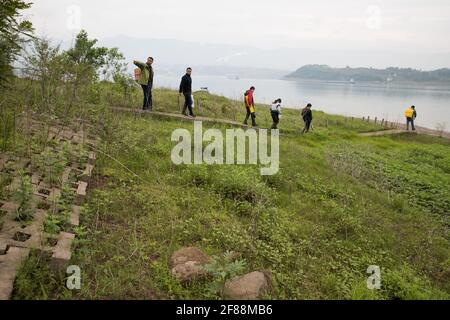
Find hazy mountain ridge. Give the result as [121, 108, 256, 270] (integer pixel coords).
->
[96, 35, 450, 74]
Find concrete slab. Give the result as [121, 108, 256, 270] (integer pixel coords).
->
[0, 246, 30, 300]
[50, 232, 75, 271]
[70, 206, 80, 227]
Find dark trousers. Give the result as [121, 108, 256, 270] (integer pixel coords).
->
[244, 107, 257, 126]
[271, 111, 280, 129]
[406, 117, 415, 130]
[182, 93, 194, 116]
[302, 120, 312, 133]
[141, 85, 152, 111]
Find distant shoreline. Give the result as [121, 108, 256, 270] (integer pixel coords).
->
[283, 78, 450, 92]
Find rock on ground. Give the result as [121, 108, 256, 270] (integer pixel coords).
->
[223, 271, 271, 300]
[169, 247, 210, 282]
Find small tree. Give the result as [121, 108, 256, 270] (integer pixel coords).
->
[63, 30, 127, 114]
[13, 169, 34, 221]
[0, 0, 34, 85]
[203, 251, 247, 297]
[22, 37, 65, 114]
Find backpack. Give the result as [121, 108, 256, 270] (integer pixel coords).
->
[404, 108, 414, 118]
[134, 68, 142, 82]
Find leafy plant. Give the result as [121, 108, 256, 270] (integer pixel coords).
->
[13, 169, 34, 221]
[43, 214, 61, 234]
[33, 148, 68, 186]
[203, 251, 247, 296]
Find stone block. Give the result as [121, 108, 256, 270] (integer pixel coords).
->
[50, 232, 75, 271]
[0, 246, 30, 300]
[70, 206, 81, 227]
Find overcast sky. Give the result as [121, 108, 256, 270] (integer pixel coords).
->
[23, 0, 450, 69]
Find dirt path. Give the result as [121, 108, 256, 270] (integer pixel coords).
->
[360, 128, 450, 139]
[111, 106, 251, 128]
[111, 107, 450, 139]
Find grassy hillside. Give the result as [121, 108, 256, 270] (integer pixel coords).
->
[8, 85, 450, 300]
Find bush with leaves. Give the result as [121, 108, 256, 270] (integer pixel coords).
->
[32, 148, 68, 186]
[203, 251, 247, 297]
[13, 169, 34, 221]
[0, 0, 33, 85]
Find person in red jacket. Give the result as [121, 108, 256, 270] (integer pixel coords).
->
[243, 86, 257, 127]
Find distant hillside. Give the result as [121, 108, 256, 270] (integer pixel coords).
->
[286, 65, 450, 83]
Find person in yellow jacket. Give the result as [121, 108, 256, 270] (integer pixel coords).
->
[404, 105, 417, 131]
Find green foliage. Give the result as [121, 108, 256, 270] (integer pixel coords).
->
[22, 38, 65, 114]
[43, 214, 61, 234]
[12, 250, 71, 300]
[0, 170, 12, 200]
[44, 183, 75, 234]
[32, 148, 68, 187]
[0, 110, 16, 151]
[382, 265, 449, 300]
[327, 140, 450, 215]
[13, 169, 33, 221]
[203, 251, 247, 297]
[182, 165, 271, 207]
[0, 0, 34, 85]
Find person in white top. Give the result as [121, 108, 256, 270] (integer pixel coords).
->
[270, 98, 282, 129]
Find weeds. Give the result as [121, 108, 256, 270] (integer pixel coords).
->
[203, 251, 247, 297]
[13, 169, 34, 221]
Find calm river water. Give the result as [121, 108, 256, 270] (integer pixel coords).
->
[155, 74, 450, 130]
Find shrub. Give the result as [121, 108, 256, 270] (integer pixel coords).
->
[203, 251, 247, 297]
[13, 170, 34, 221]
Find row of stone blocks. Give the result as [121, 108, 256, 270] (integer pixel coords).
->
[0, 135, 97, 299]
[50, 149, 96, 271]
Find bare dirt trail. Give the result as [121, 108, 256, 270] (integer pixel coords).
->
[359, 128, 450, 139]
[110, 107, 261, 129]
[110, 107, 450, 139]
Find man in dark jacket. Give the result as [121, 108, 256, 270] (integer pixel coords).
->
[301, 104, 313, 134]
[179, 68, 195, 117]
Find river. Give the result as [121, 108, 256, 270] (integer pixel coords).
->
[155, 74, 450, 130]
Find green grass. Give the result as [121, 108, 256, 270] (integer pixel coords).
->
[9, 86, 450, 300]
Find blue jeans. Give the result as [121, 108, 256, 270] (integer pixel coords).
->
[271, 111, 280, 129]
[141, 85, 152, 111]
[406, 117, 415, 130]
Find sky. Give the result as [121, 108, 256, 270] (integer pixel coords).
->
[22, 0, 450, 70]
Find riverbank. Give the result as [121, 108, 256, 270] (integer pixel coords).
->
[154, 74, 450, 131]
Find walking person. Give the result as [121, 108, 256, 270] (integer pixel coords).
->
[133, 57, 154, 111]
[301, 103, 313, 134]
[243, 86, 257, 127]
[270, 98, 282, 129]
[404, 105, 417, 131]
[179, 67, 195, 117]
